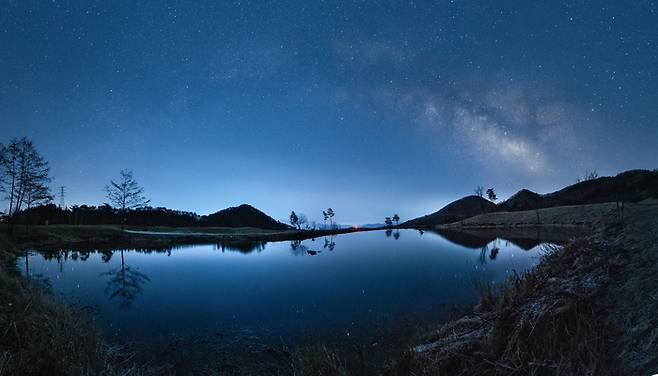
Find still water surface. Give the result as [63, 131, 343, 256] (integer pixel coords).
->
[20, 229, 550, 344]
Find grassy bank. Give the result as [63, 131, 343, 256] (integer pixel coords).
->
[441, 201, 631, 230]
[0, 234, 119, 375]
[4, 224, 378, 251]
[3, 202, 657, 374]
[387, 201, 658, 375]
[0, 224, 384, 375]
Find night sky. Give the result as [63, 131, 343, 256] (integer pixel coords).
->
[2, 1, 657, 224]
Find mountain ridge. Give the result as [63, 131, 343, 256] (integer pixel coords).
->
[405, 169, 658, 227]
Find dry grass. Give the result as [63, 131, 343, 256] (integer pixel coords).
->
[389, 238, 622, 376]
[0, 233, 161, 375]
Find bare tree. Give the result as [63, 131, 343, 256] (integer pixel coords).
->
[106, 170, 150, 230]
[297, 213, 308, 230]
[474, 185, 486, 212]
[325, 208, 335, 228]
[486, 188, 497, 203]
[290, 210, 299, 229]
[0, 138, 52, 232]
[576, 169, 599, 183]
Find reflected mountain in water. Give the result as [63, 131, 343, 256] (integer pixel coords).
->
[216, 241, 267, 254]
[428, 227, 586, 251]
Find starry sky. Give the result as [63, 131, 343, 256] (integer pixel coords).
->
[1, 1, 657, 224]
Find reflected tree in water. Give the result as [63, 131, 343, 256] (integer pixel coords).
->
[489, 247, 499, 260]
[323, 236, 336, 251]
[101, 249, 150, 309]
[479, 240, 500, 264]
[479, 244, 488, 264]
[101, 250, 113, 262]
[384, 229, 400, 239]
[290, 239, 309, 256]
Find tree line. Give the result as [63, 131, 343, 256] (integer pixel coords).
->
[290, 207, 336, 230]
[2, 137, 343, 231]
[1, 138, 205, 229]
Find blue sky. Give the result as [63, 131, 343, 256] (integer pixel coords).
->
[2, 1, 657, 223]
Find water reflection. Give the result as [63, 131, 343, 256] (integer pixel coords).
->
[216, 241, 267, 254]
[323, 236, 336, 251]
[290, 239, 321, 256]
[101, 249, 150, 309]
[21, 229, 566, 346]
[427, 227, 582, 250]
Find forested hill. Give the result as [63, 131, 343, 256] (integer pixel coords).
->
[201, 204, 290, 230]
[15, 203, 289, 230]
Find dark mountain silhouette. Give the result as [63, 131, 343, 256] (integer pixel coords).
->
[405, 169, 658, 227]
[500, 169, 658, 211]
[201, 204, 290, 230]
[402, 195, 497, 227]
[497, 189, 543, 211]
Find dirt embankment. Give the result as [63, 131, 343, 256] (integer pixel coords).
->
[399, 202, 658, 375]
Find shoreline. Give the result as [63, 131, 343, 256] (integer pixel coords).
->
[392, 201, 658, 374]
[2, 201, 657, 374]
[5, 224, 385, 251]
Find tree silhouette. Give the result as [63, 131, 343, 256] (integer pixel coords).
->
[392, 214, 400, 226]
[106, 170, 150, 230]
[474, 185, 485, 212]
[576, 169, 599, 183]
[384, 217, 393, 227]
[324, 208, 335, 228]
[486, 188, 497, 203]
[290, 211, 299, 229]
[0, 138, 52, 232]
[297, 213, 308, 229]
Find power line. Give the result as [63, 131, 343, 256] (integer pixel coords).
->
[59, 186, 66, 209]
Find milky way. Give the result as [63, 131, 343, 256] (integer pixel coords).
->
[1, 1, 657, 223]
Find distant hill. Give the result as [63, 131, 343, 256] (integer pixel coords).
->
[497, 189, 544, 211]
[360, 223, 385, 228]
[404, 169, 658, 227]
[500, 169, 658, 211]
[402, 195, 496, 227]
[201, 204, 290, 230]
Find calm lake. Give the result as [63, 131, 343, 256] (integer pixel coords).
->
[20, 229, 553, 348]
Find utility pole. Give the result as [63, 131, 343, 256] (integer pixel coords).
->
[59, 186, 66, 209]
